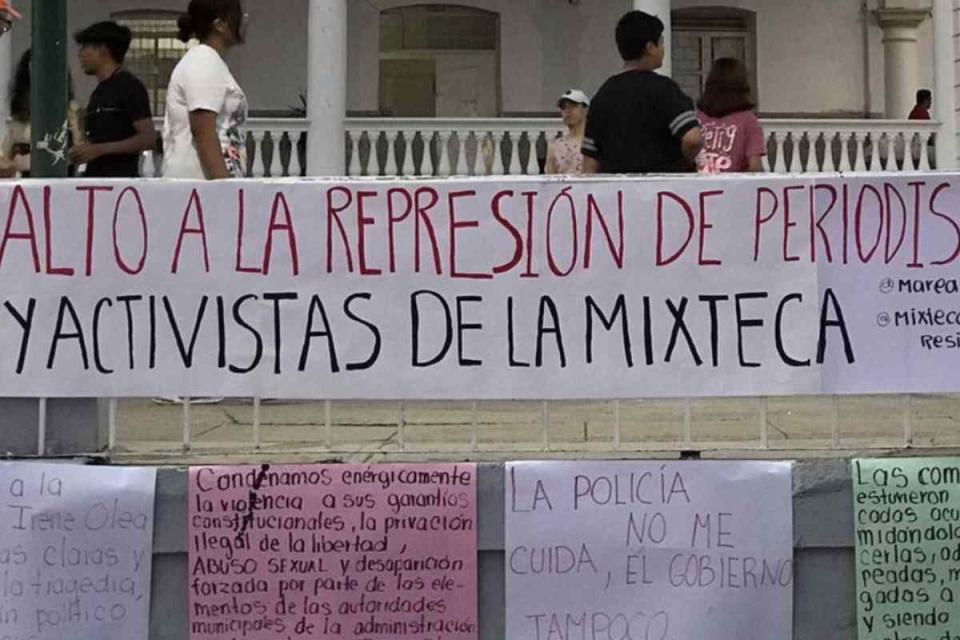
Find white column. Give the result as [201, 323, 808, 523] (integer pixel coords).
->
[633, 0, 672, 77]
[877, 7, 930, 119]
[307, 0, 347, 176]
[0, 33, 11, 143]
[933, 0, 958, 169]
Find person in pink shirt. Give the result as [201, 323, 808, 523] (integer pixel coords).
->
[696, 57, 765, 174]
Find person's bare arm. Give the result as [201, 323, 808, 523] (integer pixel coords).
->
[544, 144, 559, 175]
[747, 155, 764, 172]
[582, 156, 599, 174]
[70, 119, 156, 165]
[189, 110, 230, 180]
[680, 127, 703, 163]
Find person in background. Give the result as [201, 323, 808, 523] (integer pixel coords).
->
[0, 0, 20, 37]
[0, 50, 83, 178]
[695, 57, 765, 174]
[581, 10, 702, 174]
[545, 89, 589, 175]
[71, 21, 156, 177]
[909, 89, 932, 120]
[163, 0, 248, 180]
[156, 0, 247, 403]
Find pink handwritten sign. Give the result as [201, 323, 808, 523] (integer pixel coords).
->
[188, 463, 478, 640]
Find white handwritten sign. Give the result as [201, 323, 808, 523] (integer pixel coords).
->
[505, 461, 794, 640]
[0, 463, 156, 640]
[0, 174, 958, 398]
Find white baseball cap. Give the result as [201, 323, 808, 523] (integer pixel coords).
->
[557, 89, 590, 107]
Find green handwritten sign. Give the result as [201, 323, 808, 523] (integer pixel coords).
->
[854, 458, 960, 640]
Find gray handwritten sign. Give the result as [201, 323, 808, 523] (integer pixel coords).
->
[505, 461, 794, 640]
[0, 463, 156, 640]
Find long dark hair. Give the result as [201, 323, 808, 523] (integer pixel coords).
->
[177, 0, 243, 43]
[10, 48, 29, 122]
[697, 57, 754, 118]
[9, 48, 77, 123]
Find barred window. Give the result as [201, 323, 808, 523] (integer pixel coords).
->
[113, 11, 190, 117]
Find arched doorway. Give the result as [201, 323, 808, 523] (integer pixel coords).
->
[379, 5, 500, 117]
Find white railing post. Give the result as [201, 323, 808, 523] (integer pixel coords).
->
[470, 401, 479, 451]
[507, 131, 522, 175]
[251, 131, 266, 177]
[772, 132, 788, 173]
[37, 398, 47, 456]
[108, 399, 118, 451]
[305, 116, 937, 178]
[252, 397, 261, 449]
[421, 132, 436, 176]
[437, 131, 452, 177]
[918, 132, 932, 171]
[837, 132, 852, 172]
[182, 398, 191, 452]
[823, 130, 840, 172]
[384, 131, 399, 176]
[323, 400, 333, 448]
[893, 131, 907, 172]
[401, 130, 416, 176]
[455, 131, 470, 175]
[142, 150, 157, 178]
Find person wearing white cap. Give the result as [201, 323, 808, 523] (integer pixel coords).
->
[545, 89, 589, 175]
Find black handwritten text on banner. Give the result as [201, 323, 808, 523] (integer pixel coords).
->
[0, 175, 957, 398]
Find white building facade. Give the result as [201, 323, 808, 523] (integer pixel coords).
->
[3, 0, 957, 174]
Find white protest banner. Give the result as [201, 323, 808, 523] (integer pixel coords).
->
[505, 461, 794, 640]
[0, 463, 156, 640]
[0, 174, 957, 398]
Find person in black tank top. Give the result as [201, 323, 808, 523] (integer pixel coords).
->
[582, 11, 703, 175]
[71, 21, 156, 177]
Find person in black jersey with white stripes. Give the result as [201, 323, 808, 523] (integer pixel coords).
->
[582, 10, 702, 175]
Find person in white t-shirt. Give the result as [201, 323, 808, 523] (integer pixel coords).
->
[163, 0, 248, 180]
[156, 0, 247, 404]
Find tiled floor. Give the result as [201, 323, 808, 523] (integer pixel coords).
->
[109, 394, 960, 463]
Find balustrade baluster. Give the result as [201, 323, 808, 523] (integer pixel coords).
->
[142, 150, 157, 178]
[421, 132, 436, 176]
[491, 131, 507, 176]
[837, 132, 853, 172]
[251, 131, 266, 177]
[817, 131, 835, 172]
[384, 131, 399, 176]
[892, 132, 907, 172]
[918, 132, 932, 171]
[772, 133, 787, 173]
[455, 131, 470, 175]
[853, 132, 867, 172]
[348, 130, 361, 177]
[437, 131, 452, 177]
[401, 130, 416, 176]
[519, 132, 534, 174]
[507, 131, 522, 175]
[289, 133, 304, 177]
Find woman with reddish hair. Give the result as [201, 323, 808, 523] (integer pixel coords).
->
[696, 57, 766, 174]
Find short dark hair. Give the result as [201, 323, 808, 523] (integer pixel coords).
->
[917, 89, 932, 104]
[177, 0, 244, 43]
[615, 11, 664, 61]
[74, 21, 133, 63]
[698, 58, 755, 118]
